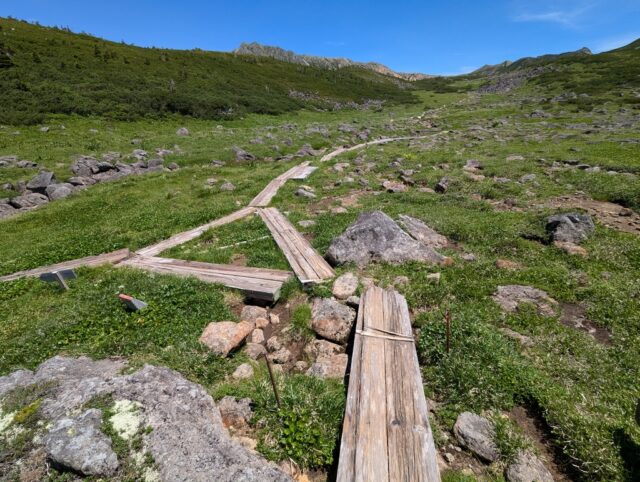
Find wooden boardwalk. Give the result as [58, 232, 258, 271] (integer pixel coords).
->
[0, 249, 131, 282]
[120, 255, 292, 302]
[337, 286, 440, 482]
[258, 207, 335, 284]
[249, 162, 313, 207]
[136, 207, 257, 257]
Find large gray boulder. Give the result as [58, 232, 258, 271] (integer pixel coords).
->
[44, 409, 119, 476]
[546, 213, 595, 244]
[398, 214, 448, 248]
[505, 450, 554, 482]
[325, 211, 448, 267]
[26, 170, 56, 193]
[311, 298, 356, 344]
[0, 356, 292, 482]
[232, 146, 256, 162]
[0, 201, 17, 219]
[71, 156, 100, 177]
[453, 412, 499, 462]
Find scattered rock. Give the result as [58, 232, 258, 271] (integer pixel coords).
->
[554, 241, 588, 257]
[495, 259, 522, 270]
[546, 213, 595, 244]
[26, 171, 56, 194]
[393, 275, 410, 286]
[382, 180, 408, 193]
[245, 343, 267, 360]
[176, 127, 190, 136]
[311, 298, 356, 344]
[295, 188, 316, 199]
[505, 450, 554, 482]
[44, 409, 119, 477]
[298, 220, 316, 228]
[45, 183, 74, 201]
[241, 306, 268, 324]
[492, 285, 558, 317]
[307, 354, 349, 379]
[269, 347, 292, 364]
[199, 321, 254, 356]
[218, 396, 253, 429]
[232, 146, 256, 162]
[250, 329, 265, 344]
[507, 155, 525, 161]
[398, 215, 448, 248]
[332, 272, 359, 299]
[326, 211, 449, 267]
[346, 295, 360, 308]
[435, 176, 450, 193]
[266, 336, 282, 352]
[453, 412, 499, 463]
[9, 192, 49, 209]
[232, 363, 254, 380]
[0, 202, 17, 219]
[464, 159, 482, 170]
[220, 181, 236, 191]
[500, 328, 534, 347]
[426, 272, 441, 283]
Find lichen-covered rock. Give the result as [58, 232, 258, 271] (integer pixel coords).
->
[453, 412, 499, 463]
[398, 214, 448, 248]
[505, 450, 554, 482]
[326, 211, 448, 267]
[199, 321, 254, 356]
[218, 396, 253, 429]
[306, 354, 349, 379]
[546, 213, 595, 244]
[492, 285, 558, 317]
[45, 183, 74, 201]
[311, 298, 356, 344]
[44, 409, 119, 476]
[332, 272, 359, 299]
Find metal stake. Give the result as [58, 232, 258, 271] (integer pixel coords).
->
[263, 353, 282, 409]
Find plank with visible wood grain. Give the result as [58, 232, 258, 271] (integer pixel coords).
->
[336, 286, 441, 482]
[119, 255, 292, 302]
[135, 206, 257, 257]
[258, 207, 335, 284]
[0, 249, 131, 282]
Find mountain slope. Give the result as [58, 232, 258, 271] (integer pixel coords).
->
[234, 42, 433, 81]
[0, 18, 417, 124]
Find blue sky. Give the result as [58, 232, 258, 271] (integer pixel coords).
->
[2, 0, 639, 75]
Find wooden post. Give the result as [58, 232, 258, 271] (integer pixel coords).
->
[263, 353, 282, 409]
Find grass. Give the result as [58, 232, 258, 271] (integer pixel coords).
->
[1, 51, 640, 479]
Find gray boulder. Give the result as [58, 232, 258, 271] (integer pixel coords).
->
[71, 156, 99, 177]
[325, 211, 448, 267]
[220, 181, 236, 191]
[398, 215, 448, 248]
[295, 188, 316, 199]
[26, 170, 56, 194]
[311, 298, 356, 344]
[9, 192, 49, 209]
[435, 176, 450, 193]
[546, 213, 595, 244]
[45, 183, 74, 201]
[492, 285, 558, 317]
[176, 127, 190, 136]
[453, 412, 499, 462]
[44, 409, 119, 476]
[0, 202, 17, 219]
[505, 450, 554, 482]
[232, 146, 256, 162]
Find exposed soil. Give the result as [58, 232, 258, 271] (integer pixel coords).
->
[560, 302, 612, 345]
[509, 405, 575, 481]
[231, 253, 248, 267]
[545, 194, 640, 235]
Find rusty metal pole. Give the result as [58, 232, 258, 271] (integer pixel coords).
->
[263, 353, 282, 409]
[445, 310, 451, 354]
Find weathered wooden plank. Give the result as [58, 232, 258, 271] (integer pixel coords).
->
[337, 286, 441, 482]
[136, 206, 257, 257]
[249, 162, 310, 207]
[258, 207, 335, 284]
[0, 249, 131, 282]
[355, 286, 389, 482]
[119, 255, 292, 302]
[336, 289, 366, 481]
[290, 165, 318, 180]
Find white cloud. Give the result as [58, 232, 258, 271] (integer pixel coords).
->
[512, 1, 596, 27]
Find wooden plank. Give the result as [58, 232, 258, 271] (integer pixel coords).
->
[355, 286, 389, 482]
[258, 207, 335, 283]
[261, 207, 334, 281]
[119, 255, 292, 302]
[249, 162, 310, 207]
[0, 249, 131, 282]
[337, 286, 441, 482]
[135, 206, 256, 257]
[336, 288, 366, 482]
[290, 166, 318, 180]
